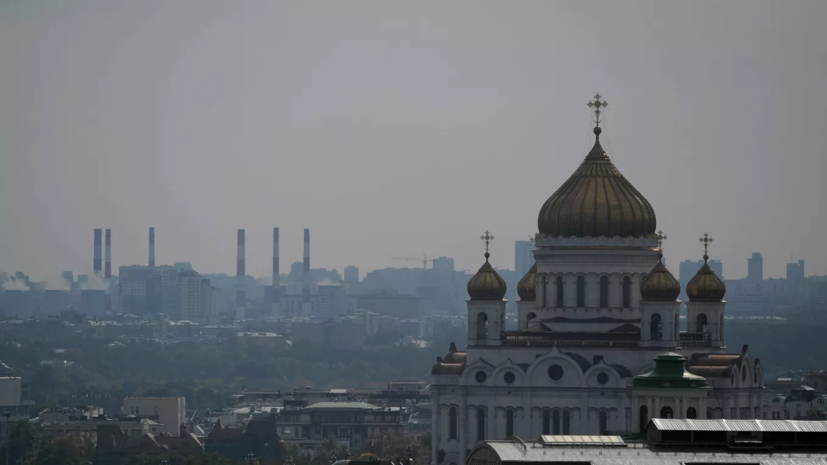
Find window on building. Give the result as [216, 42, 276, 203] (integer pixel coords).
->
[526, 312, 536, 323]
[660, 406, 673, 419]
[687, 407, 697, 419]
[449, 407, 457, 440]
[553, 410, 560, 435]
[622, 277, 631, 307]
[476, 313, 488, 340]
[556, 275, 564, 307]
[599, 276, 609, 307]
[562, 411, 571, 435]
[542, 410, 550, 435]
[599, 411, 607, 435]
[476, 408, 485, 442]
[696, 313, 708, 333]
[506, 410, 514, 438]
[639, 406, 648, 433]
[576, 276, 586, 307]
[650, 313, 662, 341]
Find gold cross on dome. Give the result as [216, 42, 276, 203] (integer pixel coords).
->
[656, 230, 667, 251]
[587, 93, 609, 126]
[480, 230, 494, 254]
[699, 233, 713, 255]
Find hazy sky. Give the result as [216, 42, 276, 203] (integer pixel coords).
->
[1, 0, 826, 282]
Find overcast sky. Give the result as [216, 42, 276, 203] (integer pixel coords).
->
[1, 0, 826, 282]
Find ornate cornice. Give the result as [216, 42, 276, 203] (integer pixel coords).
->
[535, 235, 659, 248]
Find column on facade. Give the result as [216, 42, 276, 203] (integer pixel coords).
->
[537, 274, 546, 308]
[431, 392, 440, 465]
[609, 274, 622, 308]
[631, 397, 639, 434]
[488, 399, 496, 439]
[677, 398, 684, 419]
[585, 274, 599, 308]
[652, 397, 659, 419]
[701, 396, 708, 419]
[458, 393, 467, 465]
[547, 274, 557, 309]
[631, 275, 642, 308]
[564, 275, 577, 308]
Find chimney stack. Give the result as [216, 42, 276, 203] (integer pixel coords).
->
[148, 227, 155, 267]
[272, 228, 280, 315]
[236, 229, 246, 313]
[93, 229, 102, 275]
[104, 229, 112, 279]
[301, 228, 311, 316]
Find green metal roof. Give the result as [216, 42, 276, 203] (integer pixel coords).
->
[632, 352, 709, 389]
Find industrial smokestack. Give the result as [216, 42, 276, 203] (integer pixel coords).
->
[237, 229, 246, 276]
[236, 229, 246, 312]
[93, 229, 102, 275]
[273, 228, 280, 297]
[148, 227, 155, 267]
[104, 229, 112, 279]
[302, 228, 311, 316]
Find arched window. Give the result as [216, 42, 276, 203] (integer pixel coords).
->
[476, 313, 488, 340]
[552, 410, 560, 434]
[449, 407, 457, 440]
[650, 313, 662, 341]
[599, 411, 607, 434]
[542, 410, 550, 435]
[506, 410, 514, 438]
[687, 407, 697, 419]
[622, 277, 631, 307]
[556, 276, 564, 307]
[576, 276, 586, 307]
[562, 410, 571, 434]
[696, 313, 708, 333]
[660, 406, 673, 419]
[599, 276, 609, 307]
[526, 312, 536, 323]
[639, 405, 648, 433]
[772, 411, 780, 420]
[476, 408, 485, 442]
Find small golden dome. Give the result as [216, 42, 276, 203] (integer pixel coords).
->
[467, 253, 507, 301]
[640, 252, 681, 301]
[537, 126, 657, 238]
[517, 264, 537, 301]
[686, 254, 726, 302]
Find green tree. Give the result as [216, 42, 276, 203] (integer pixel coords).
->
[20, 434, 94, 465]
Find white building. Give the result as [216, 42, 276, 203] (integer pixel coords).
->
[430, 99, 764, 465]
[122, 397, 186, 436]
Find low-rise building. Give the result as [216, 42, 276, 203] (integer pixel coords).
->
[122, 397, 186, 437]
[278, 401, 406, 452]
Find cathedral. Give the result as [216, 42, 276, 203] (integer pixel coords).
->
[430, 95, 764, 465]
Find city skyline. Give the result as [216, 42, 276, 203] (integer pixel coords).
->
[1, 1, 826, 280]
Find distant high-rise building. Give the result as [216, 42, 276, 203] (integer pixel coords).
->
[177, 271, 212, 323]
[748, 252, 763, 282]
[344, 266, 360, 284]
[514, 241, 534, 276]
[679, 259, 723, 301]
[431, 257, 455, 273]
[786, 260, 805, 282]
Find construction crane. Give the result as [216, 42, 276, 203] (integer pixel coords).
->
[393, 254, 435, 269]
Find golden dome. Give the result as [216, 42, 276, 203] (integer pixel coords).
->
[467, 253, 507, 301]
[640, 252, 681, 301]
[538, 127, 657, 238]
[686, 254, 726, 302]
[517, 264, 537, 301]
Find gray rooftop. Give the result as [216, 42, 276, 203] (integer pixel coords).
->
[477, 441, 827, 464]
[651, 419, 827, 432]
